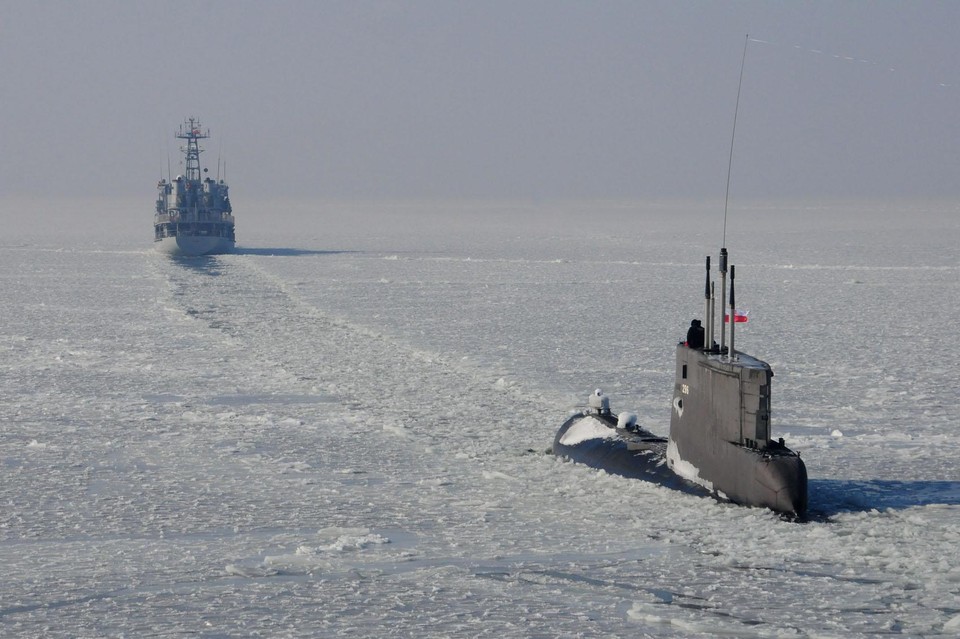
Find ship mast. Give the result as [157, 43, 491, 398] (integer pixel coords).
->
[176, 118, 209, 182]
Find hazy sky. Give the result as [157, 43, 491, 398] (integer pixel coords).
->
[2, 1, 959, 201]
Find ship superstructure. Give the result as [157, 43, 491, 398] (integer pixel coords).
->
[154, 118, 235, 256]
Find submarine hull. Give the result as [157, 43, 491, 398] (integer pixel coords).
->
[667, 437, 808, 516]
[554, 252, 809, 518]
[552, 412, 711, 498]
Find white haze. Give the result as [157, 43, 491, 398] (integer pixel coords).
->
[2, 1, 960, 202]
[1, 198, 958, 637]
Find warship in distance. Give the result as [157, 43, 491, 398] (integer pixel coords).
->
[154, 118, 235, 256]
[553, 249, 808, 517]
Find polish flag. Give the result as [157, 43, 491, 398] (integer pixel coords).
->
[725, 309, 749, 323]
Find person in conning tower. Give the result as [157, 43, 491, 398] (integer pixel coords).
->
[686, 319, 705, 349]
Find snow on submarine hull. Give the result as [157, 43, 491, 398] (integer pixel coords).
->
[553, 403, 712, 499]
[553, 251, 808, 518]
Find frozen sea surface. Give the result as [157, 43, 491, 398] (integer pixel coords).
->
[1, 198, 959, 637]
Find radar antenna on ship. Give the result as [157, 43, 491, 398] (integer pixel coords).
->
[176, 118, 210, 183]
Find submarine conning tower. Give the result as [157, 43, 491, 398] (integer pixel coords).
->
[672, 347, 773, 454]
[667, 250, 808, 516]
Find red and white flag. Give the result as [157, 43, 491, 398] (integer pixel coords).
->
[725, 309, 750, 323]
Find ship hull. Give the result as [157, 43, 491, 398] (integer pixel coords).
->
[154, 234, 235, 257]
[553, 412, 711, 498]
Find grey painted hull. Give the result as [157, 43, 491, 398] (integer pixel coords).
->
[667, 434, 808, 516]
[154, 234, 235, 257]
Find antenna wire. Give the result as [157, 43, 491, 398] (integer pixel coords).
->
[723, 34, 750, 247]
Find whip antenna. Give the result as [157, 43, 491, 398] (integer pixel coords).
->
[723, 34, 750, 247]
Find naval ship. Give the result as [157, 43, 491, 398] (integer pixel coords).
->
[553, 249, 808, 517]
[154, 118, 235, 256]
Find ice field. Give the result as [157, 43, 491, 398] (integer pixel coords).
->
[2, 198, 959, 637]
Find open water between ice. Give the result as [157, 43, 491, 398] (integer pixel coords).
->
[1, 199, 959, 637]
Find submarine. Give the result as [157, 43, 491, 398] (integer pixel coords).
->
[553, 249, 808, 517]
